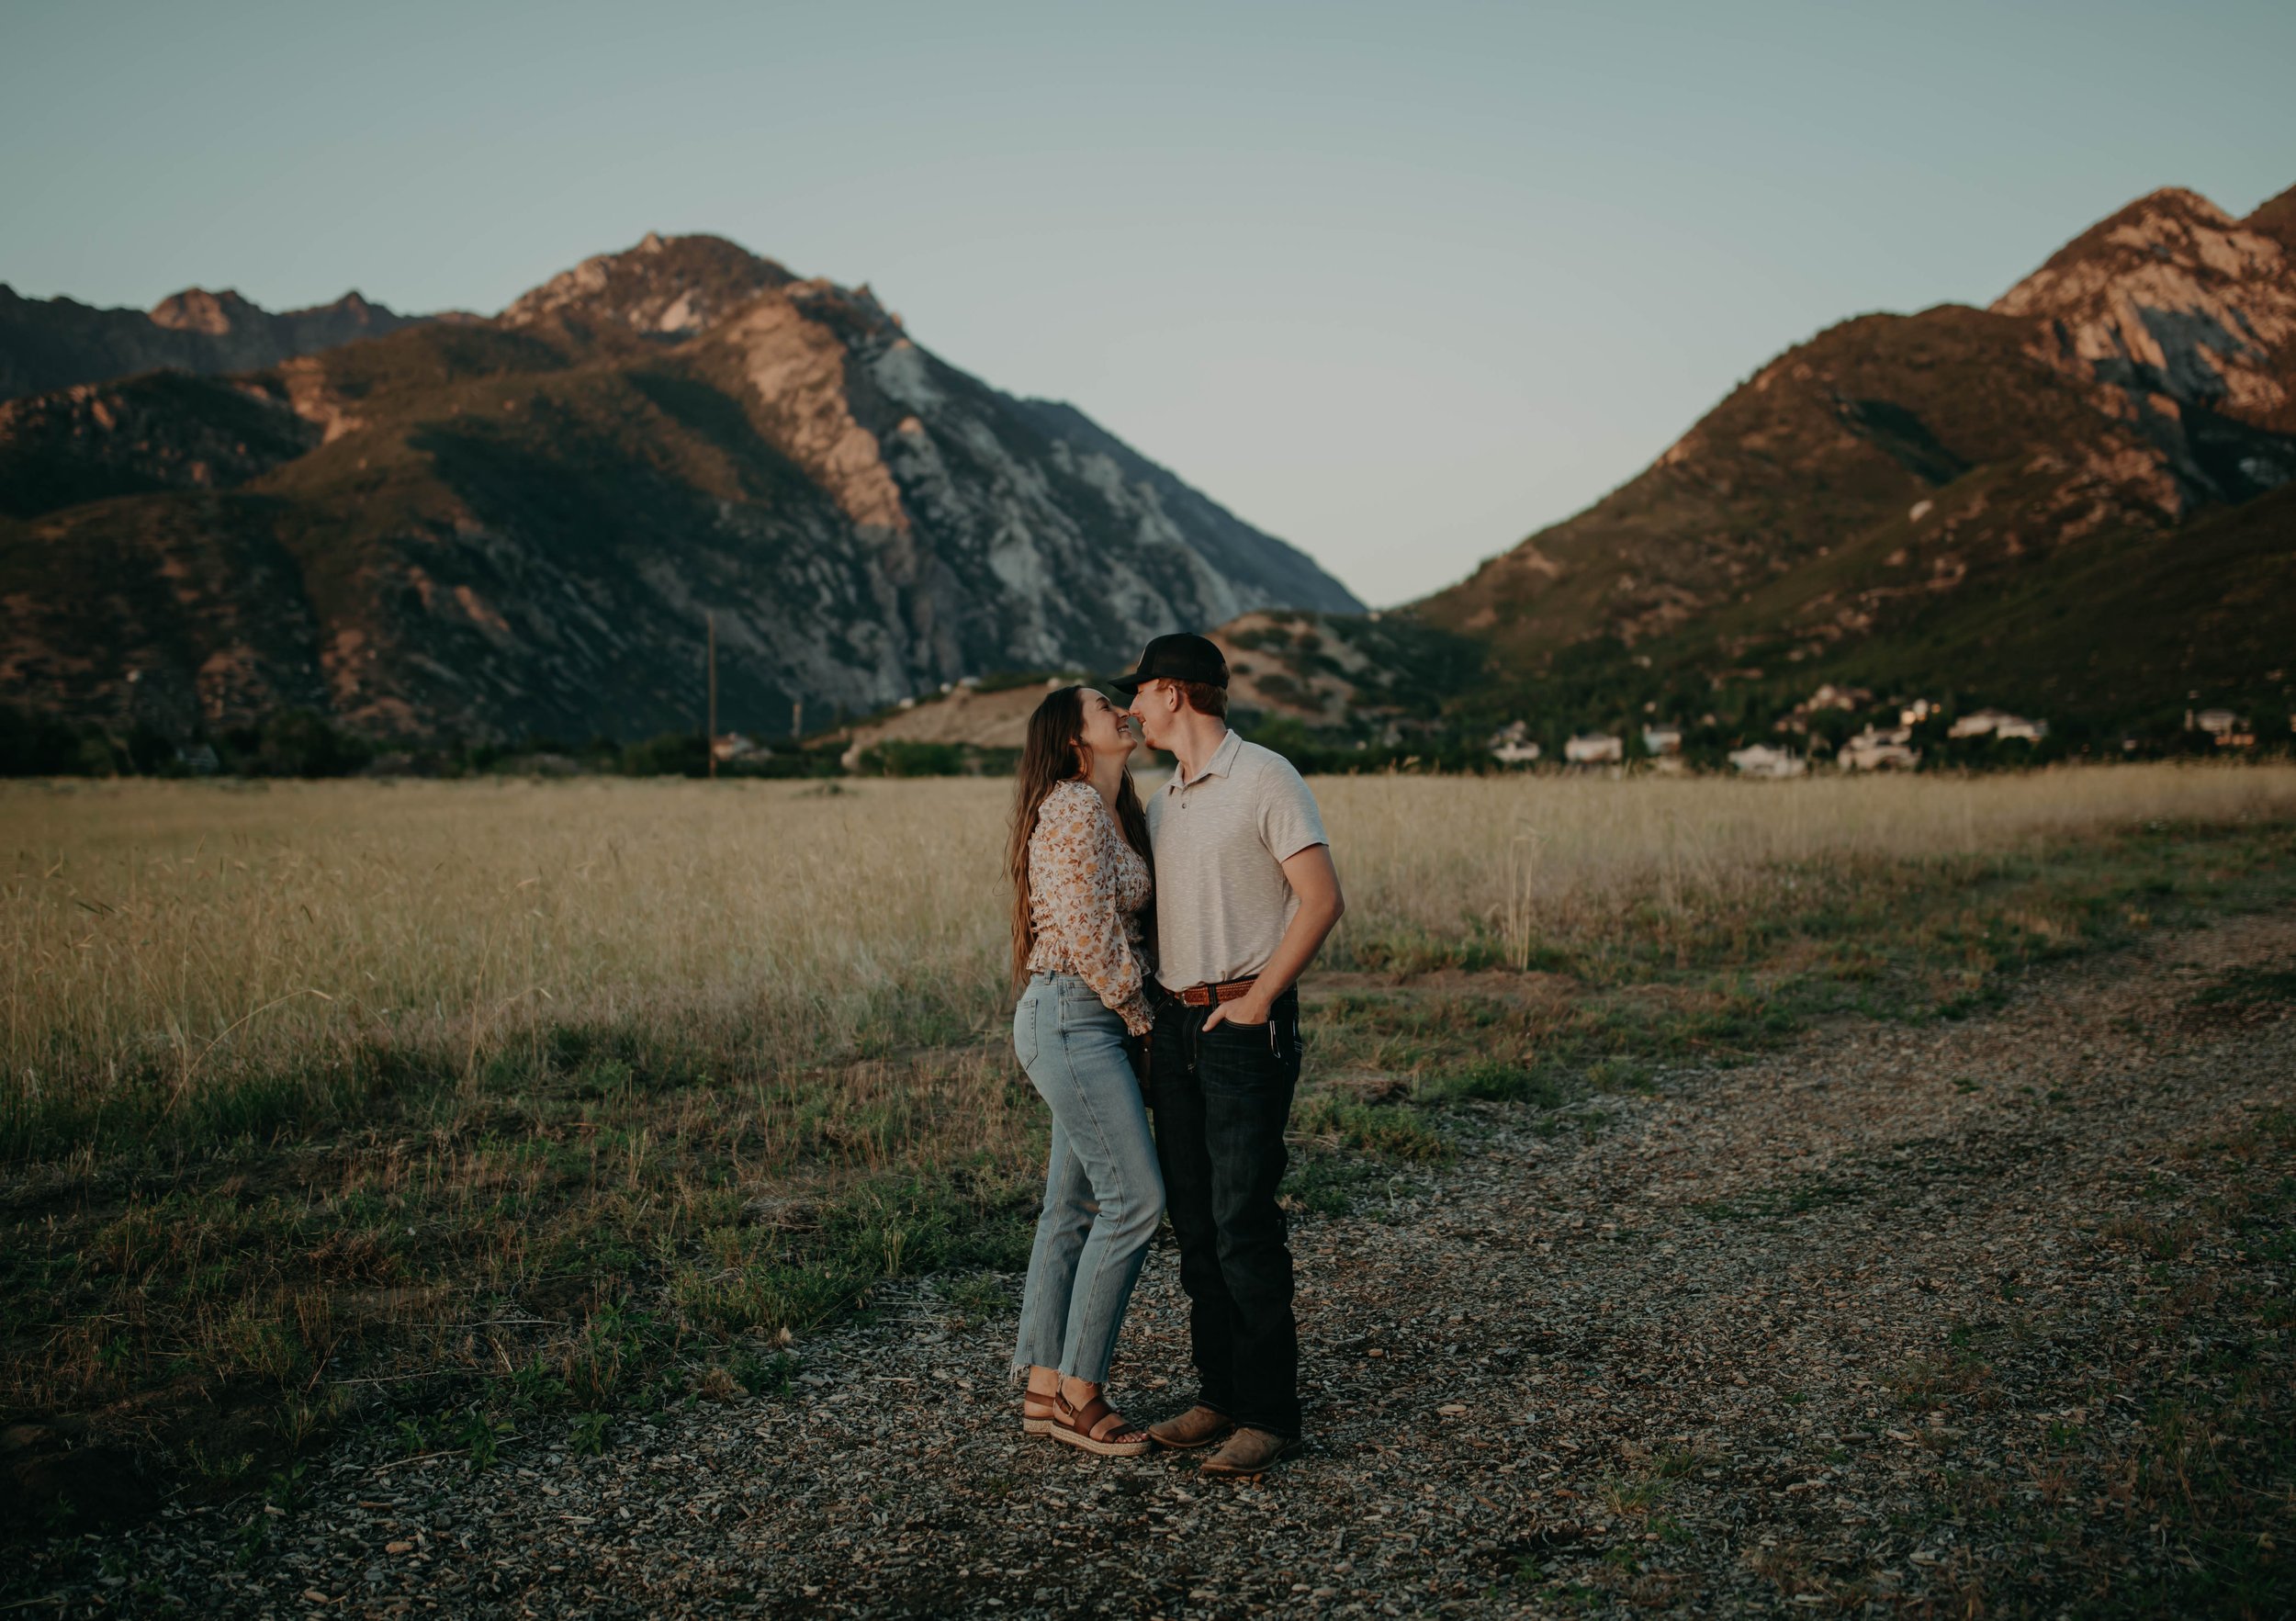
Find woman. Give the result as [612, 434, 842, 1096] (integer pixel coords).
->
[1008, 685, 1165, 1457]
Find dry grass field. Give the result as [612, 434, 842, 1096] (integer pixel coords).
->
[3, 762, 2294, 1590]
[11, 765, 2296, 1146]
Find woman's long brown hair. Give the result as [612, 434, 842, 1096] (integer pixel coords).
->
[1007, 686, 1153, 992]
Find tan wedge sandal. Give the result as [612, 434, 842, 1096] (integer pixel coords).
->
[1048, 1389, 1151, 1458]
[1021, 1388, 1057, 1435]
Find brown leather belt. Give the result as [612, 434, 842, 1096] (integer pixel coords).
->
[1176, 975, 1258, 1008]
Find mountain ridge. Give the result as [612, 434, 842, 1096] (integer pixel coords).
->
[1405, 177, 2296, 736]
[0, 284, 434, 403]
[0, 233, 1362, 745]
[5, 182, 2288, 763]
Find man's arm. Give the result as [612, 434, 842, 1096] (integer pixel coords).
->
[1202, 843, 1345, 1030]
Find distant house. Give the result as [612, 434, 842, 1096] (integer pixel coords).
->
[1486, 720, 1542, 765]
[2187, 709, 2257, 748]
[1949, 708, 2047, 742]
[1728, 744, 1806, 779]
[1564, 732, 1624, 765]
[1839, 726, 1919, 771]
[1641, 724, 1683, 757]
[177, 743, 220, 776]
[712, 732, 768, 762]
[1898, 698, 1936, 727]
[1799, 683, 1870, 715]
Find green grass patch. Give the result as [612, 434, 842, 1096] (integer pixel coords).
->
[1289, 1094, 1452, 1162]
[2190, 962, 2296, 1007]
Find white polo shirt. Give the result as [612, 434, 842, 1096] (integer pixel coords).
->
[1144, 728, 1329, 991]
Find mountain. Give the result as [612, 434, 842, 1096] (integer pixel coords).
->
[0, 285, 431, 402]
[0, 233, 1361, 743]
[1413, 183, 2296, 730]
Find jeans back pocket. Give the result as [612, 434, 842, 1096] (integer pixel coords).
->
[1012, 989, 1041, 1068]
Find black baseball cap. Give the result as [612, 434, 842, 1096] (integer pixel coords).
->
[1109, 632, 1228, 695]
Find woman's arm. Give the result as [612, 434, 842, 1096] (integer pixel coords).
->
[1030, 788, 1152, 1036]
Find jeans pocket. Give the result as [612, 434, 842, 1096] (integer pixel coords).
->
[1058, 985, 1113, 1035]
[1197, 1019, 1283, 1095]
[1012, 994, 1040, 1069]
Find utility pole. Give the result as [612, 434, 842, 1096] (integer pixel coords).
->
[706, 612, 718, 780]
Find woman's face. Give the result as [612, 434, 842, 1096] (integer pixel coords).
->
[1075, 688, 1138, 767]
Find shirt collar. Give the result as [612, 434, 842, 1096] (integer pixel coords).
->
[1169, 727, 1242, 792]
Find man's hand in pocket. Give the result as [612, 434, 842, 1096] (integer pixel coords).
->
[1202, 991, 1271, 1032]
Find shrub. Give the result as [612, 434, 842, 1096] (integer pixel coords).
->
[617, 732, 711, 777]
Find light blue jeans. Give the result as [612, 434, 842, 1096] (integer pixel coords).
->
[1011, 972, 1166, 1384]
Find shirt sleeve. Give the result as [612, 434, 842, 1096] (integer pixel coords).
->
[1031, 786, 1152, 1036]
[1255, 753, 1329, 864]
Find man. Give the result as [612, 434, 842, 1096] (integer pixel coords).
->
[1112, 632, 1345, 1479]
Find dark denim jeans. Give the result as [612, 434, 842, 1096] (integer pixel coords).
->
[1147, 984, 1303, 1438]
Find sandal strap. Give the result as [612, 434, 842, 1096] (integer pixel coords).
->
[1054, 1391, 1130, 1439]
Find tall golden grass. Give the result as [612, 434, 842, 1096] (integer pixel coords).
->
[6, 764, 2293, 1131]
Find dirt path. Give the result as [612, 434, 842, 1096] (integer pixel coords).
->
[30, 912, 2296, 1616]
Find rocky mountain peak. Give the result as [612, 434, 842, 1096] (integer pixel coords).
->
[500, 232, 797, 338]
[1991, 184, 2296, 432]
[2245, 184, 2296, 256]
[147, 287, 262, 335]
[1, 231, 1362, 744]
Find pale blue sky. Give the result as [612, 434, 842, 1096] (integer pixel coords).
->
[4, 1, 2290, 606]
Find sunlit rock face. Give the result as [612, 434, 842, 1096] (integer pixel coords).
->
[1994, 187, 2296, 429]
[0, 233, 1362, 742]
[500, 231, 799, 339]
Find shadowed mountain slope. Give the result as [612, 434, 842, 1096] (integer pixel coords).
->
[0, 234, 1361, 742]
[0, 284, 432, 403]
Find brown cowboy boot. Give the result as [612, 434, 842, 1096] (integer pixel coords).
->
[1146, 1404, 1233, 1452]
[1198, 1426, 1299, 1479]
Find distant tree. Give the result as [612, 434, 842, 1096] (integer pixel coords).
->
[618, 733, 712, 777]
[74, 735, 121, 777]
[245, 710, 374, 778]
[125, 720, 180, 776]
[0, 706, 89, 775]
[858, 740, 969, 777]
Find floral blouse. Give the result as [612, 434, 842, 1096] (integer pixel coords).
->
[1026, 779, 1153, 1035]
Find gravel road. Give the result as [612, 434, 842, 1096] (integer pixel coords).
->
[27, 910, 2295, 1617]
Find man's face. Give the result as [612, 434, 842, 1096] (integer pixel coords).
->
[1123, 680, 1181, 751]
